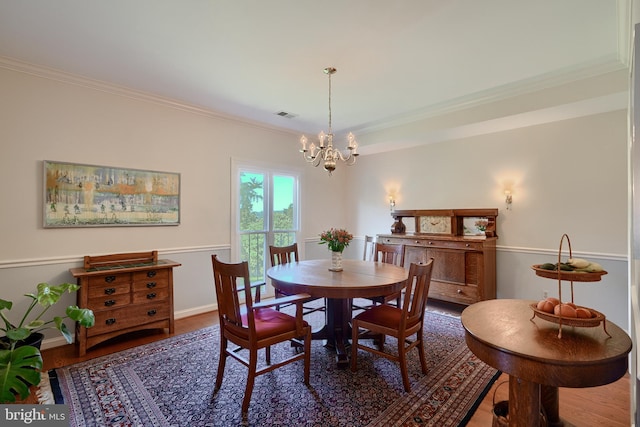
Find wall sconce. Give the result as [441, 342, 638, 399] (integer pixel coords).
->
[389, 196, 396, 211]
[504, 190, 513, 210]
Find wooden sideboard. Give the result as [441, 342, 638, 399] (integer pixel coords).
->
[70, 250, 181, 356]
[378, 208, 498, 305]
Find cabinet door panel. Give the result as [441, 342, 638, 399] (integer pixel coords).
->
[404, 246, 428, 266]
[426, 248, 465, 285]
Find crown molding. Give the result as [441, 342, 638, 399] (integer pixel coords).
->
[0, 55, 298, 137]
[358, 91, 628, 156]
[351, 55, 627, 136]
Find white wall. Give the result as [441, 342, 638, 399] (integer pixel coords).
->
[343, 109, 629, 328]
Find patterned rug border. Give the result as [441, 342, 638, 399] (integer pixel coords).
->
[50, 310, 499, 426]
[369, 343, 500, 426]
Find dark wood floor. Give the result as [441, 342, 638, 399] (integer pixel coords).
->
[37, 302, 631, 426]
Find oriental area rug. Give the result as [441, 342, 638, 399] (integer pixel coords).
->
[49, 309, 499, 426]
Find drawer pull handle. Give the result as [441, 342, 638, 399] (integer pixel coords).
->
[457, 289, 462, 294]
[105, 318, 116, 325]
[146, 282, 157, 288]
[465, 243, 470, 247]
[428, 242, 433, 245]
[147, 271, 157, 278]
[147, 309, 157, 316]
[414, 240, 420, 244]
[147, 293, 157, 299]
[104, 300, 116, 307]
[105, 276, 116, 283]
[104, 288, 116, 295]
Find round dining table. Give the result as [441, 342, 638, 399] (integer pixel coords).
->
[461, 299, 632, 427]
[267, 258, 408, 368]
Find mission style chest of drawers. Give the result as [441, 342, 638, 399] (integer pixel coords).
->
[70, 250, 181, 356]
[377, 208, 497, 306]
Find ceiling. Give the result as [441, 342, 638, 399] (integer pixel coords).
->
[0, 1, 629, 145]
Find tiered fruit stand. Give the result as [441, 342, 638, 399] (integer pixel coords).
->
[530, 234, 609, 338]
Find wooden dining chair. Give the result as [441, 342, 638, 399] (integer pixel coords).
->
[269, 243, 325, 315]
[211, 255, 312, 418]
[351, 259, 434, 392]
[355, 242, 406, 309]
[362, 235, 375, 261]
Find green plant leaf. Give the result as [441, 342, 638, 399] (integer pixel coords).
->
[36, 282, 61, 307]
[0, 346, 43, 403]
[66, 306, 95, 328]
[25, 320, 45, 330]
[35, 282, 79, 307]
[0, 300, 12, 311]
[5, 328, 30, 342]
[57, 320, 73, 344]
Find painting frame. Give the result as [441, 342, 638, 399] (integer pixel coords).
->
[43, 160, 180, 228]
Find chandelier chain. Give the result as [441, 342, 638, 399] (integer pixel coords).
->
[327, 71, 332, 136]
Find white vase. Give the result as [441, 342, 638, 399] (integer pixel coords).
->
[329, 251, 343, 271]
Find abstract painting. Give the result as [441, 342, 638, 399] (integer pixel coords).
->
[44, 161, 180, 227]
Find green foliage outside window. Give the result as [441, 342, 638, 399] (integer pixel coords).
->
[239, 172, 296, 284]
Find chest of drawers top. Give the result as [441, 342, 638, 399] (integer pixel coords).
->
[71, 249, 177, 275]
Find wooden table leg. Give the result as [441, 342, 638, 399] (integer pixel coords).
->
[509, 376, 541, 427]
[541, 384, 563, 427]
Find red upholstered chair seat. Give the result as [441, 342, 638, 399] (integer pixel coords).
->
[354, 304, 402, 329]
[239, 308, 310, 340]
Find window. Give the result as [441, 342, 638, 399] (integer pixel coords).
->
[231, 160, 300, 292]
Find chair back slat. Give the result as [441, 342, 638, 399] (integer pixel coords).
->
[402, 259, 434, 326]
[269, 243, 299, 267]
[212, 255, 253, 329]
[373, 242, 405, 267]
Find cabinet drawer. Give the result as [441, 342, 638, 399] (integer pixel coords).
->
[87, 273, 131, 287]
[88, 294, 131, 311]
[132, 278, 168, 292]
[379, 236, 483, 251]
[378, 236, 408, 245]
[87, 282, 131, 299]
[88, 303, 170, 337]
[429, 280, 478, 305]
[132, 287, 169, 304]
[133, 269, 169, 283]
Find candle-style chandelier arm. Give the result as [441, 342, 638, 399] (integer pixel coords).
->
[299, 132, 359, 173]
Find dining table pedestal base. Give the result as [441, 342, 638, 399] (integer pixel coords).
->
[311, 298, 352, 369]
[508, 377, 564, 427]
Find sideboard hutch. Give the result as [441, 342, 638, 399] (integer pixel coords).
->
[70, 250, 180, 356]
[377, 209, 497, 305]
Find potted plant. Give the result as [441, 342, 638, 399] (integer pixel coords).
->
[0, 282, 95, 403]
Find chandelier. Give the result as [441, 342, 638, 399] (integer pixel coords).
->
[299, 67, 358, 175]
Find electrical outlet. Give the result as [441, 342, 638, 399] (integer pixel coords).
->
[543, 290, 548, 299]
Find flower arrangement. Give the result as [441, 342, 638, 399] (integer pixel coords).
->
[475, 219, 488, 232]
[319, 228, 353, 253]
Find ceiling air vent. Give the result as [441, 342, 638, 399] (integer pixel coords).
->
[275, 111, 297, 119]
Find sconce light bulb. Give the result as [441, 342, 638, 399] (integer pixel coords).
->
[504, 190, 513, 210]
